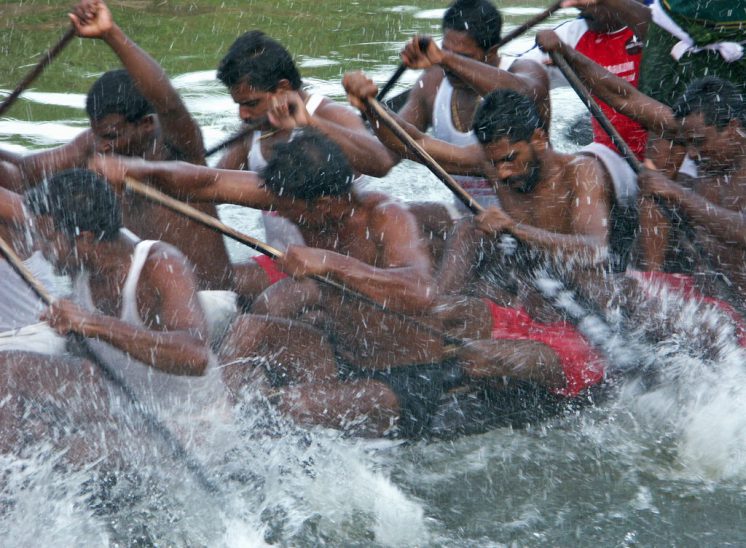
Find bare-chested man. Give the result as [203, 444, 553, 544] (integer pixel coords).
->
[0, 0, 230, 289]
[93, 129, 447, 437]
[535, 30, 746, 309]
[345, 74, 626, 268]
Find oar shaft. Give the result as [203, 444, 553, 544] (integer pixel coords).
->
[495, 1, 563, 50]
[366, 98, 484, 214]
[123, 176, 464, 345]
[0, 27, 76, 118]
[204, 118, 267, 158]
[547, 51, 643, 174]
[0, 237, 53, 304]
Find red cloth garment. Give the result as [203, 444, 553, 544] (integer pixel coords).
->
[574, 27, 648, 159]
[484, 299, 605, 397]
[253, 254, 288, 285]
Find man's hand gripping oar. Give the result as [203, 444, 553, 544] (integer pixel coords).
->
[0, 235, 219, 494]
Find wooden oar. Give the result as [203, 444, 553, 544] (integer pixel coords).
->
[366, 98, 484, 215]
[0, 27, 76, 118]
[378, 0, 564, 106]
[547, 51, 642, 173]
[204, 117, 269, 158]
[123, 176, 465, 346]
[0, 234, 219, 494]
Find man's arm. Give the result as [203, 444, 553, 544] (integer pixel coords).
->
[640, 168, 746, 247]
[343, 71, 485, 176]
[0, 131, 95, 188]
[267, 92, 397, 177]
[477, 158, 611, 260]
[0, 186, 26, 225]
[70, 0, 205, 164]
[535, 29, 678, 136]
[396, 68, 441, 131]
[277, 202, 437, 314]
[43, 245, 211, 375]
[91, 155, 275, 208]
[401, 37, 552, 128]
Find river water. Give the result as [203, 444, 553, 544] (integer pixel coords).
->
[2, 1, 746, 546]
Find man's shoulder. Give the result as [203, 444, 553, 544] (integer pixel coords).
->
[565, 152, 612, 191]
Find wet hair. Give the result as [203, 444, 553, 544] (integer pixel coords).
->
[25, 169, 122, 241]
[673, 76, 746, 129]
[442, 0, 502, 51]
[260, 128, 354, 201]
[85, 69, 155, 123]
[472, 89, 544, 144]
[217, 30, 302, 91]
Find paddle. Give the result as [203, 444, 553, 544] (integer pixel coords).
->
[204, 117, 269, 158]
[123, 176, 464, 347]
[0, 234, 219, 494]
[0, 27, 76, 118]
[378, 0, 564, 108]
[547, 51, 642, 173]
[366, 98, 484, 215]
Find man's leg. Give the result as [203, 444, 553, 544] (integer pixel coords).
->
[219, 314, 338, 396]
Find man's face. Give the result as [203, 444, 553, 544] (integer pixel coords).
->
[90, 113, 150, 157]
[680, 113, 739, 172]
[230, 80, 276, 129]
[578, 4, 624, 33]
[442, 30, 487, 88]
[482, 137, 542, 193]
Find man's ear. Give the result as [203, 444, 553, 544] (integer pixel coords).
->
[138, 114, 156, 131]
[484, 45, 499, 65]
[530, 127, 549, 150]
[276, 79, 292, 92]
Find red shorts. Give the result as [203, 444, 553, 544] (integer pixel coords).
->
[628, 271, 746, 347]
[253, 254, 288, 285]
[484, 299, 605, 397]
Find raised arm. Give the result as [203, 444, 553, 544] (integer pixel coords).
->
[401, 36, 551, 128]
[91, 155, 274, 208]
[0, 186, 26, 225]
[44, 245, 210, 375]
[70, 0, 205, 163]
[535, 29, 677, 137]
[278, 202, 437, 314]
[267, 92, 397, 177]
[343, 71, 485, 176]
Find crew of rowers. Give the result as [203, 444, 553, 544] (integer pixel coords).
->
[0, 0, 745, 445]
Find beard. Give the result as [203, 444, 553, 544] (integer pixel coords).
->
[503, 154, 541, 193]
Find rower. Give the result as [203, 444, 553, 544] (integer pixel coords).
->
[92, 130, 448, 438]
[345, 75, 628, 270]
[393, 0, 550, 210]
[26, 169, 225, 426]
[214, 30, 396, 251]
[535, 32, 746, 309]
[519, 0, 650, 209]
[0, 0, 232, 290]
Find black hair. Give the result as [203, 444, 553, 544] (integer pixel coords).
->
[25, 169, 122, 241]
[260, 128, 354, 201]
[85, 69, 154, 123]
[673, 76, 746, 129]
[472, 89, 544, 144]
[443, 0, 502, 51]
[217, 30, 302, 91]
